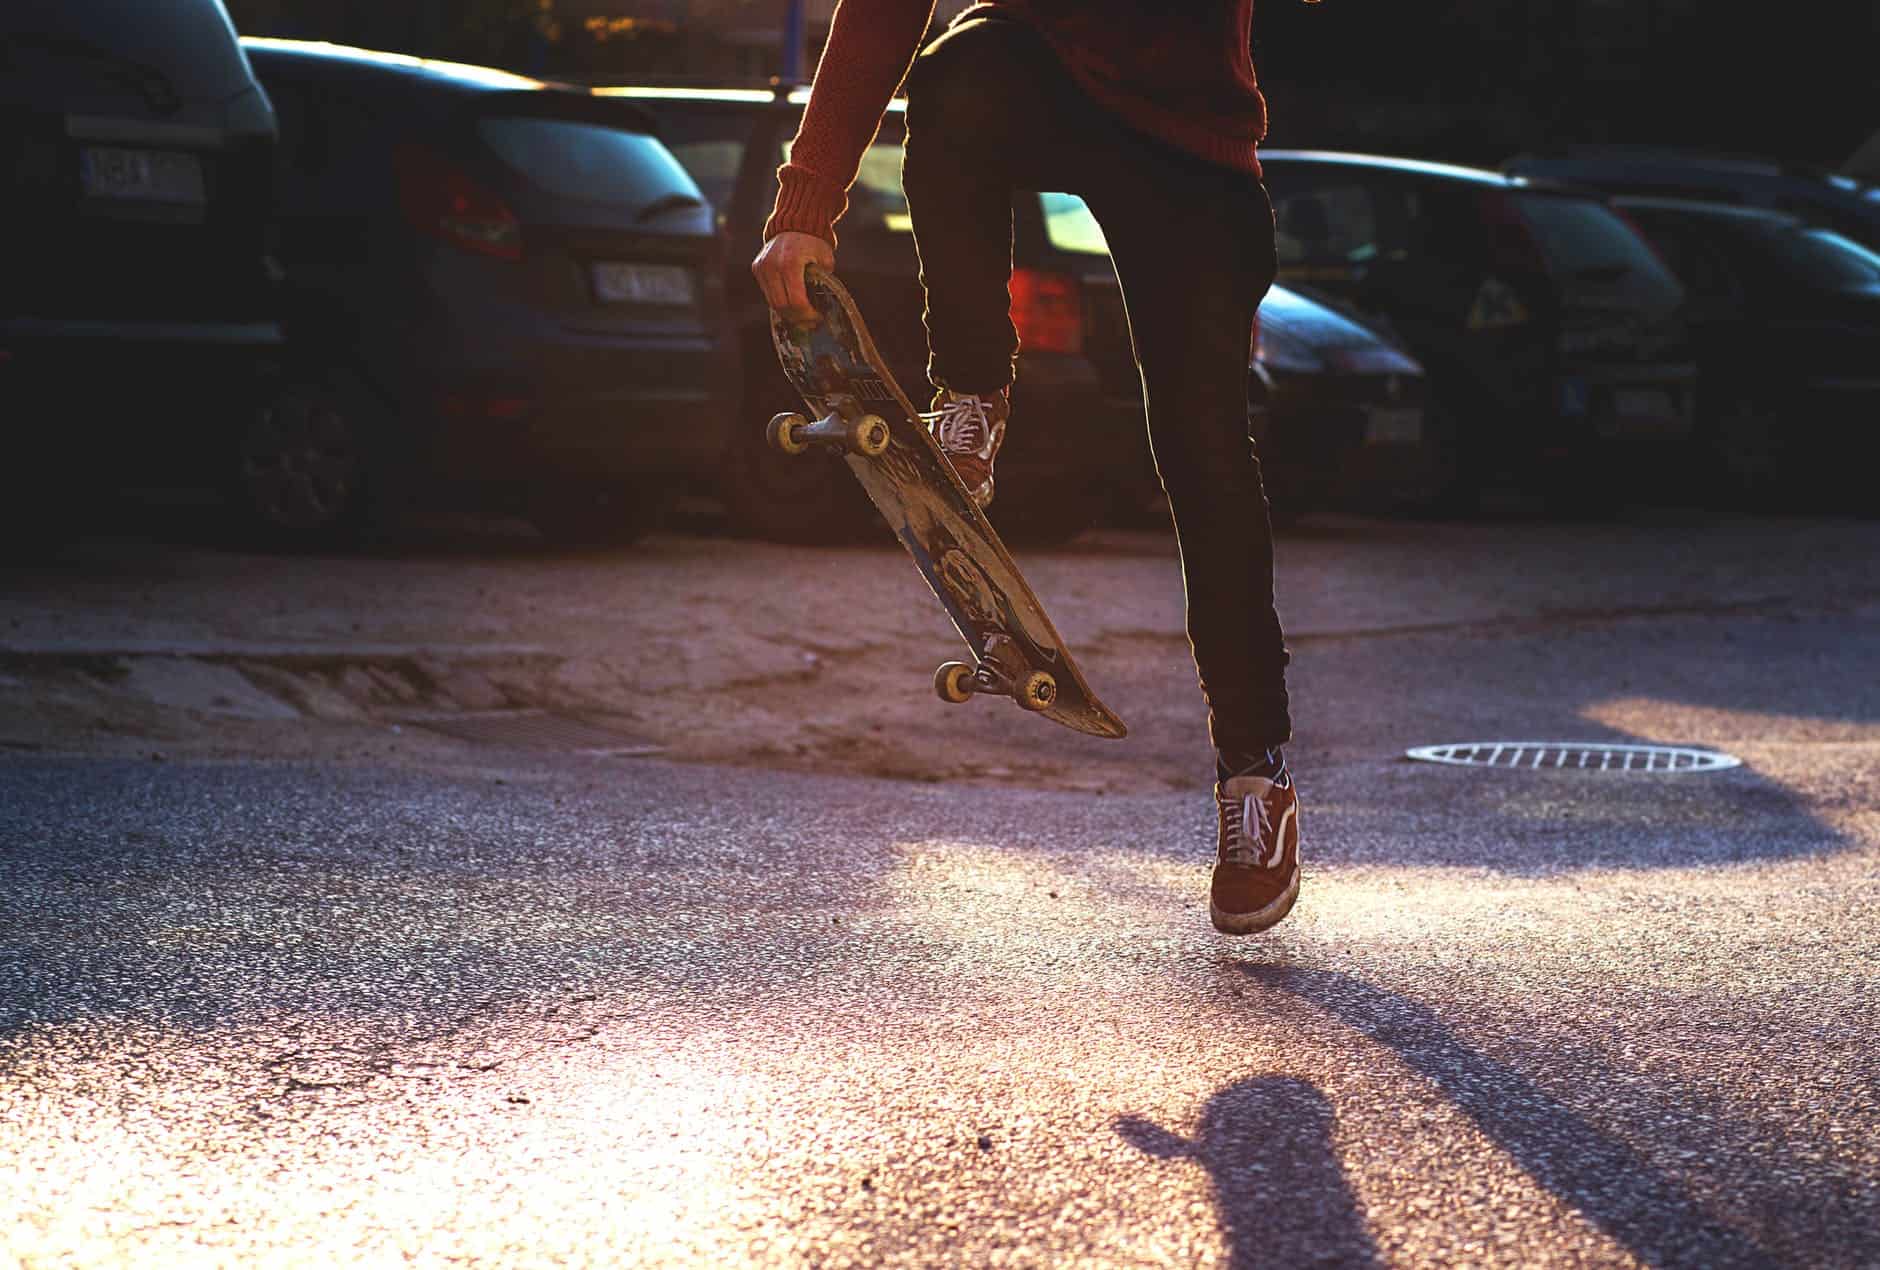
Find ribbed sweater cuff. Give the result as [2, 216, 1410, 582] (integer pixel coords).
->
[763, 164, 850, 247]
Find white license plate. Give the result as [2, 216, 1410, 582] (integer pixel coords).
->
[1614, 387, 1678, 419]
[1610, 387, 1691, 439]
[1363, 405, 1424, 446]
[79, 146, 206, 205]
[591, 261, 696, 306]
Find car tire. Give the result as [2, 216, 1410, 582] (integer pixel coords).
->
[715, 327, 878, 543]
[526, 482, 659, 549]
[234, 371, 393, 551]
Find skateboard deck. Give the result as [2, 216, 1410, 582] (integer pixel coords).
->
[768, 266, 1126, 740]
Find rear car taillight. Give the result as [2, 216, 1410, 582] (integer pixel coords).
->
[395, 143, 521, 261]
[1009, 268, 1084, 355]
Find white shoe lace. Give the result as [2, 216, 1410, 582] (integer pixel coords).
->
[1220, 790, 1276, 868]
[921, 396, 992, 458]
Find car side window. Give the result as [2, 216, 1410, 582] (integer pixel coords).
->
[1272, 180, 1386, 274]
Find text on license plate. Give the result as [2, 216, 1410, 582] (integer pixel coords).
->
[592, 262, 696, 306]
[80, 147, 206, 205]
[1614, 388, 1679, 419]
[1363, 405, 1424, 446]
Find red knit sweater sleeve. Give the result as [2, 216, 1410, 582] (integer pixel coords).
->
[763, 0, 938, 247]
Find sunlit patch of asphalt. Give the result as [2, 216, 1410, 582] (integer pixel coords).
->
[10, 809, 1869, 1265]
[0, 846, 1641, 1266]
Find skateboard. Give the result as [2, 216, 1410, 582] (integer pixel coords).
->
[767, 265, 1126, 740]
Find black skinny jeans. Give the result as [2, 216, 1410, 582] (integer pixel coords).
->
[902, 17, 1292, 753]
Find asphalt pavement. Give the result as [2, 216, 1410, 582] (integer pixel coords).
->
[1, 512, 1876, 1267]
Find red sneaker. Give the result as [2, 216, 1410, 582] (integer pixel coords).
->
[923, 387, 1009, 508]
[1209, 770, 1301, 934]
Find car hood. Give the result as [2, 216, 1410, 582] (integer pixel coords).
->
[1262, 284, 1419, 360]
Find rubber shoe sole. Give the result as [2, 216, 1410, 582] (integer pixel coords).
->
[1209, 866, 1300, 935]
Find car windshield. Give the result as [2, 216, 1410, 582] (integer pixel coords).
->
[1744, 222, 1880, 289]
[478, 116, 701, 213]
[1514, 193, 1684, 302]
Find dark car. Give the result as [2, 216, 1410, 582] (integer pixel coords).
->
[1, 0, 281, 527]
[1608, 196, 1880, 510]
[1247, 284, 1435, 524]
[603, 84, 1144, 544]
[237, 40, 734, 546]
[1506, 149, 1880, 257]
[1257, 150, 1698, 515]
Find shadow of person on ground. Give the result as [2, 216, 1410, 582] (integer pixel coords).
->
[1242, 964, 1787, 1268]
[1116, 1076, 1382, 1269]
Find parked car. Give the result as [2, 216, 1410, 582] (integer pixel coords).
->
[1, 0, 281, 530]
[1506, 148, 1880, 257]
[1257, 150, 1698, 515]
[1608, 196, 1880, 510]
[238, 39, 734, 546]
[1248, 285, 1435, 525]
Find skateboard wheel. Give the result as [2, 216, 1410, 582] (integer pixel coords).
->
[934, 661, 975, 705]
[767, 411, 810, 455]
[1016, 671, 1057, 712]
[851, 414, 890, 457]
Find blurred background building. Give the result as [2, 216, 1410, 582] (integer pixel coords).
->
[223, 0, 1879, 167]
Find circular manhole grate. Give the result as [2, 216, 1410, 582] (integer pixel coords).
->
[1405, 742, 1741, 773]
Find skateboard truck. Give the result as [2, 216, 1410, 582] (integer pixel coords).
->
[767, 404, 891, 458]
[934, 636, 1057, 713]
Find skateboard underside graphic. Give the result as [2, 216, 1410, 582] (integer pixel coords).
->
[768, 267, 1126, 740]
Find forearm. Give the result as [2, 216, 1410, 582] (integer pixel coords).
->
[764, 0, 938, 245]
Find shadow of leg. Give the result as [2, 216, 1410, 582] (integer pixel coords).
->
[1119, 1076, 1382, 1269]
[1245, 965, 1780, 1268]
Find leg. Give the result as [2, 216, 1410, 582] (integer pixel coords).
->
[902, 19, 1078, 395]
[1086, 164, 1291, 753]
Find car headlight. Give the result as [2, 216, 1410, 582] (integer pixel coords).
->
[1325, 344, 1422, 376]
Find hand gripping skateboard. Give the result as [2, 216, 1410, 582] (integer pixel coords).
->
[768, 266, 1126, 740]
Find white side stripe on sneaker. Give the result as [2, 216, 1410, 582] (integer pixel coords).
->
[1241, 793, 1295, 869]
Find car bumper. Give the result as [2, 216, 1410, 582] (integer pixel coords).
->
[394, 331, 739, 487]
[1000, 351, 1140, 480]
[1256, 374, 1443, 511]
[2, 318, 285, 480]
[1566, 362, 1700, 445]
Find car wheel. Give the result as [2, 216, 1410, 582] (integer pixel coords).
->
[715, 329, 877, 543]
[527, 482, 659, 549]
[236, 374, 386, 549]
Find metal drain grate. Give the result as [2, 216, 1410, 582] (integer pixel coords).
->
[401, 710, 663, 756]
[1405, 741, 1740, 773]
